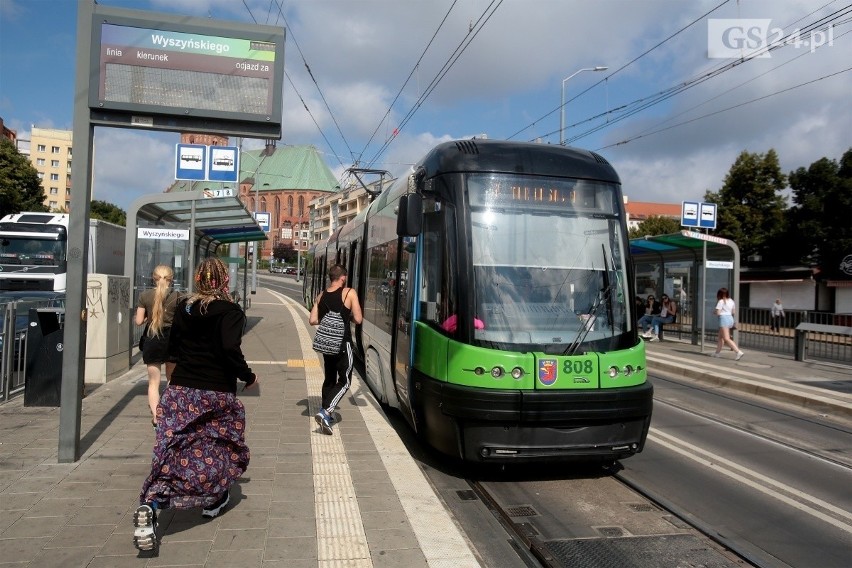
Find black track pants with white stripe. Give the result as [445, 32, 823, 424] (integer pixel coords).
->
[321, 342, 353, 414]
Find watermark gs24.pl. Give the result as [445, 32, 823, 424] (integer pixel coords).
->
[708, 19, 834, 58]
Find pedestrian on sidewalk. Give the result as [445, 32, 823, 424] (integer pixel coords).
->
[712, 287, 744, 360]
[309, 264, 363, 435]
[771, 298, 785, 332]
[134, 258, 259, 553]
[135, 265, 180, 429]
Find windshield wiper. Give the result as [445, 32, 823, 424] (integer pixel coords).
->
[563, 244, 618, 355]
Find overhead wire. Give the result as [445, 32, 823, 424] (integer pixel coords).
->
[364, 0, 505, 168]
[356, 0, 460, 166]
[562, 6, 852, 145]
[506, 0, 734, 142]
[596, 65, 852, 151]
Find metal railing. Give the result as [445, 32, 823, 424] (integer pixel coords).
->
[677, 308, 852, 366]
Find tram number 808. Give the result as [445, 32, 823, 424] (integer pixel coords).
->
[563, 360, 594, 374]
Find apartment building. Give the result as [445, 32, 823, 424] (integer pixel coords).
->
[308, 174, 393, 244]
[30, 127, 73, 211]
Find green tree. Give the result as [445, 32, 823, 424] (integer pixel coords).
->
[704, 149, 787, 261]
[273, 242, 296, 263]
[90, 200, 126, 226]
[785, 148, 852, 275]
[628, 215, 681, 240]
[0, 138, 48, 217]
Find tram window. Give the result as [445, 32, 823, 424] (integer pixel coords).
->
[419, 203, 457, 332]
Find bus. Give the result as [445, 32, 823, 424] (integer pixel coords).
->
[305, 139, 652, 462]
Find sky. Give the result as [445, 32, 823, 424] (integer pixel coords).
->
[1, 0, 850, 212]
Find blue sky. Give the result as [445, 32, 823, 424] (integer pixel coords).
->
[1, 0, 850, 211]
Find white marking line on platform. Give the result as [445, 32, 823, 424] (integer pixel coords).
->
[354, 381, 482, 567]
[269, 290, 372, 567]
[269, 290, 481, 566]
[650, 429, 852, 533]
[246, 360, 290, 365]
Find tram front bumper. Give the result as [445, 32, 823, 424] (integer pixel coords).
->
[416, 378, 653, 462]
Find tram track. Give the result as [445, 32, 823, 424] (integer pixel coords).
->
[463, 463, 753, 568]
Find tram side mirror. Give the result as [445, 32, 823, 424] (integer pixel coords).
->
[397, 194, 423, 237]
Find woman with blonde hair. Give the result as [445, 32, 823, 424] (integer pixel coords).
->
[135, 265, 179, 427]
[134, 257, 258, 552]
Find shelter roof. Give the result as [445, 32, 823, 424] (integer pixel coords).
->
[130, 190, 267, 247]
[630, 230, 738, 261]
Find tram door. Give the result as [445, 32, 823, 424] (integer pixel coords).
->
[392, 238, 417, 430]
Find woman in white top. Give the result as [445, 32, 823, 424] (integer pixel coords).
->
[713, 287, 744, 360]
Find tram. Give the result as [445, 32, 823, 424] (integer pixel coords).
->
[305, 139, 652, 462]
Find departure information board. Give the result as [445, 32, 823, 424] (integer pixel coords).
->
[88, 6, 285, 137]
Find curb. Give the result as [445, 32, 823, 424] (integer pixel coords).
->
[646, 354, 852, 422]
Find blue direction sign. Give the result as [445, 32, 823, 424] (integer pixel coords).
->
[207, 146, 240, 183]
[681, 201, 699, 227]
[175, 144, 206, 181]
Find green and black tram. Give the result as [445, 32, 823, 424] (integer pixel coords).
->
[305, 139, 652, 462]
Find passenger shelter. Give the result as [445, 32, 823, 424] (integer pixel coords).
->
[630, 230, 740, 344]
[124, 190, 267, 348]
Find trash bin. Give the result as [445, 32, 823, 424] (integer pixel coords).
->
[24, 308, 64, 407]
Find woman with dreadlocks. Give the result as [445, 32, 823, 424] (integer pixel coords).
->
[134, 258, 258, 552]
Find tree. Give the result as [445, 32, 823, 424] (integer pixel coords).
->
[0, 138, 48, 217]
[704, 149, 787, 261]
[90, 200, 126, 226]
[785, 148, 852, 276]
[628, 215, 681, 240]
[273, 242, 296, 263]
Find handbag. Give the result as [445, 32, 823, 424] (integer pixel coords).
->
[138, 323, 149, 350]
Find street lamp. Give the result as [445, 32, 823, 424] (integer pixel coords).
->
[251, 182, 270, 295]
[560, 66, 608, 145]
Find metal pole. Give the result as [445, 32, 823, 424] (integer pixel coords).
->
[251, 183, 258, 294]
[700, 235, 707, 352]
[560, 66, 607, 145]
[59, 0, 95, 462]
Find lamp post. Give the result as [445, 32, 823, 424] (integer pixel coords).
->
[251, 182, 270, 295]
[560, 66, 608, 145]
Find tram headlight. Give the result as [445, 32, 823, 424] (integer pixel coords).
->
[622, 365, 635, 376]
[490, 366, 505, 378]
[608, 366, 620, 378]
[474, 367, 485, 376]
[511, 367, 524, 380]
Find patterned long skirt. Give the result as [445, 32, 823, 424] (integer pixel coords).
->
[139, 385, 250, 509]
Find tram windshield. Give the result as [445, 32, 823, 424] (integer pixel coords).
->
[468, 173, 631, 353]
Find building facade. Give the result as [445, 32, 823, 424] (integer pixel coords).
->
[29, 127, 73, 211]
[166, 137, 339, 262]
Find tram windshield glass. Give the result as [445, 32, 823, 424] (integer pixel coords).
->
[468, 173, 631, 353]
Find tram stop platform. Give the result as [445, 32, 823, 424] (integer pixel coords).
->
[0, 287, 850, 567]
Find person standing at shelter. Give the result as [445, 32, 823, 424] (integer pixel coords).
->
[135, 265, 179, 428]
[133, 258, 258, 552]
[309, 264, 363, 435]
[770, 298, 785, 333]
[712, 287, 744, 360]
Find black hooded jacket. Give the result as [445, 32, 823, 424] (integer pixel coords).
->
[168, 297, 254, 394]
